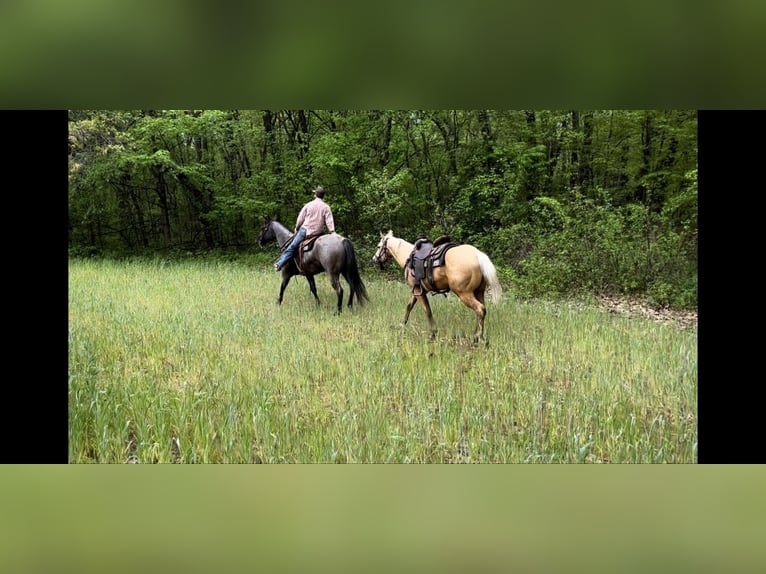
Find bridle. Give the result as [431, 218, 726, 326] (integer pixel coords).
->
[256, 224, 266, 248]
[257, 221, 275, 248]
[372, 236, 390, 269]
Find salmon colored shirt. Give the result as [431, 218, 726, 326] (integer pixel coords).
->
[295, 197, 335, 236]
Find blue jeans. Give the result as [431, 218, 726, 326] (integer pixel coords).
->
[275, 226, 307, 268]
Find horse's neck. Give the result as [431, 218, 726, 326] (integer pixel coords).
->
[388, 237, 414, 268]
[273, 222, 293, 247]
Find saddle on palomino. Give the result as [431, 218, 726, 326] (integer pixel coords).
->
[406, 236, 455, 296]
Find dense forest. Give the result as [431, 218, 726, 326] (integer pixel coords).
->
[68, 110, 697, 309]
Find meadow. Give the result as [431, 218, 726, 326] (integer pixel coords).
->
[68, 257, 697, 463]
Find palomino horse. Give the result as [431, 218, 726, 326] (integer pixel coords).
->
[372, 230, 502, 342]
[257, 219, 369, 314]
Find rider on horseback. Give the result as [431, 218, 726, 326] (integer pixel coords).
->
[274, 186, 336, 271]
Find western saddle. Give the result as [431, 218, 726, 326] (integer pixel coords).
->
[282, 232, 323, 273]
[406, 235, 455, 296]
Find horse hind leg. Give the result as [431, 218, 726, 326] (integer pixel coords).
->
[330, 274, 344, 314]
[457, 292, 486, 343]
[341, 271, 354, 308]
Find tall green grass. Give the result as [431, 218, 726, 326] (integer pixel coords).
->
[69, 258, 697, 463]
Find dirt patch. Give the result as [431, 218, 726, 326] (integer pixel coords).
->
[596, 295, 697, 330]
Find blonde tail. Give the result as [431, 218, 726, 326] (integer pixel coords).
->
[477, 251, 502, 304]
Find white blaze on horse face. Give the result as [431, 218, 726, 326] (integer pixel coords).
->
[373, 234, 386, 263]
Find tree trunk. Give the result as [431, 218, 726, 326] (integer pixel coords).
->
[177, 172, 215, 248]
[153, 166, 172, 241]
[636, 111, 653, 204]
[380, 112, 392, 166]
[261, 110, 283, 177]
[579, 111, 594, 192]
[478, 109, 496, 172]
[570, 110, 580, 189]
[524, 110, 537, 145]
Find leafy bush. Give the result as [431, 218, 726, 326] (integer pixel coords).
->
[501, 189, 697, 310]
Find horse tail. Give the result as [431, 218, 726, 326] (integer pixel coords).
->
[342, 239, 370, 305]
[477, 251, 502, 304]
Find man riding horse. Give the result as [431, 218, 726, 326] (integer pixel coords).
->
[274, 186, 336, 272]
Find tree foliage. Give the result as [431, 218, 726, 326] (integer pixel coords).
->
[69, 109, 698, 308]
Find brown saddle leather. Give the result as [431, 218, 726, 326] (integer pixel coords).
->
[407, 236, 455, 295]
[295, 233, 323, 272]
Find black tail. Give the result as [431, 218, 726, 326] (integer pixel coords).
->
[342, 239, 369, 305]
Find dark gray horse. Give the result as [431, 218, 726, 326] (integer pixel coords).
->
[257, 219, 369, 313]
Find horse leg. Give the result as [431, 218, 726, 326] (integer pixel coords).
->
[278, 274, 293, 305]
[342, 271, 354, 308]
[417, 294, 438, 340]
[306, 275, 320, 306]
[403, 292, 437, 340]
[457, 292, 486, 343]
[403, 294, 418, 326]
[329, 273, 344, 314]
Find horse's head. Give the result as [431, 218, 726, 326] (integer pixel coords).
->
[257, 219, 276, 248]
[372, 231, 392, 270]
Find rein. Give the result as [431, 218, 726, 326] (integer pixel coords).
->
[278, 233, 292, 251]
[272, 222, 296, 251]
[375, 236, 391, 268]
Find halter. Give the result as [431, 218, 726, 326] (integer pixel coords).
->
[373, 236, 391, 264]
[256, 221, 272, 248]
[258, 220, 290, 250]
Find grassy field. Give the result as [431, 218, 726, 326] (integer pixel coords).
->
[68, 257, 697, 463]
